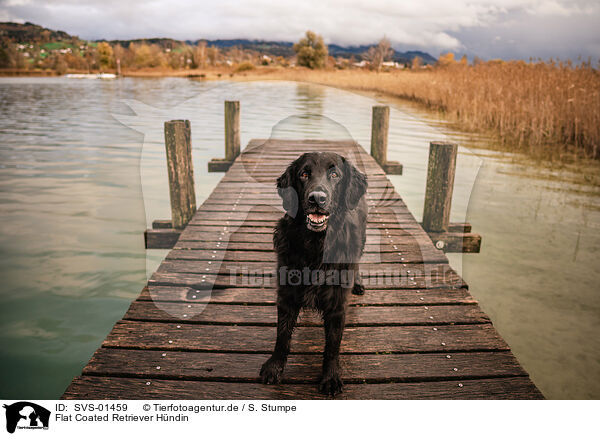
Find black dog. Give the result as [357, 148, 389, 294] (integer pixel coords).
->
[260, 151, 368, 396]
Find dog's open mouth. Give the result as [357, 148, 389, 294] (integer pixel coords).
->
[306, 212, 330, 231]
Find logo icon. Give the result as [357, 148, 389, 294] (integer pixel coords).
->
[3, 402, 50, 434]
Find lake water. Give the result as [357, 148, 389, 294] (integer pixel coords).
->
[0, 77, 598, 399]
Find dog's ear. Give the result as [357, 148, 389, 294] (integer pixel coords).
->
[343, 158, 368, 210]
[277, 163, 299, 217]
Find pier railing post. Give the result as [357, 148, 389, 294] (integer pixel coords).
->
[225, 100, 240, 161]
[209, 100, 240, 172]
[370, 106, 402, 175]
[422, 141, 457, 233]
[371, 105, 389, 165]
[164, 119, 196, 229]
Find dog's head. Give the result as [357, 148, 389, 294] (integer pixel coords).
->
[277, 152, 367, 232]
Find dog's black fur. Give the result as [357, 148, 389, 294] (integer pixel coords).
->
[260, 152, 368, 396]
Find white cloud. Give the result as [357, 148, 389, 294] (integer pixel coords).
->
[0, 0, 598, 58]
[524, 0, 598, 16]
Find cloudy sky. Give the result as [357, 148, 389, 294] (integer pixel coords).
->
[1, 0, 598, 59]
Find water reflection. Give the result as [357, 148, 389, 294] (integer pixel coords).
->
[295, 82, 325, 116]
[270, 114, 354, 140]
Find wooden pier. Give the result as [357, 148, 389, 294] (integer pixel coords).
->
[62, 107, 541, 400]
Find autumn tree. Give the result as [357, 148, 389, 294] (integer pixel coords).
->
[84, 48, 99, 71]
[97, 42, 114, 69]
[293, 31, 328, 69]
[363, 37, 393, 72]
[51, 53, 68, 74]
[437, 52, 456, 67]
[192, 41, 207, 68]
[131, 43, 166, 68]
[228, 46, 244, 64]
[0, 42, 22, 68]
[411, 56, 423, 70]
[167, 50, 184, 69]
[112, 44, 127, 69]
[207, 46, 220, 66]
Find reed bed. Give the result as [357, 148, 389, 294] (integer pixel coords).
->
[257, 62, 600, 161]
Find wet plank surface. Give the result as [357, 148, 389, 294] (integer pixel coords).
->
[63, 139, 542, 400]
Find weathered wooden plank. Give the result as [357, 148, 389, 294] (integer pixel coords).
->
[170, 243, 446, 263]
[220, 173, 389, 180]
[166, 247, 447, 264]
[140, 286, 477, 306]
[155, 259, 458, 276]
[83, 349, 525, 382]
[182, 233, 429, 251]
[150, 261, 465, 290]
[122, 301, 490, 326]
[187, 219, 420, 230]
[199, 199, 407, 209]
[148, 270, 466, 290]
[62, 376, 543, 400]
[183, 224, 427, 233]
[194, 206, 412, 216]
[214, 184, 394, 191]
[208, 185, 398, 192]
[176, 229, 428, 243]
[103, 321, 508, 353]
[152, 220, 173, 229]
[184, 223, 426, 235]
[427, 231, 482, 253]
[220, 178, 392, 186]
[144, 228, 181, 249]
[191, 211, 415, 223]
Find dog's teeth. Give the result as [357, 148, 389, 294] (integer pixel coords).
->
[307, 213, 329, 225]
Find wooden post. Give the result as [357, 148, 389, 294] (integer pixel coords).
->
[370, 106, 402, 175]
[371, 105, 389, 165]
[208, 100, 241, 172]
[164, 119, 196, 229]
[422, 141, 457, 233]
[225, 100, 240, 161]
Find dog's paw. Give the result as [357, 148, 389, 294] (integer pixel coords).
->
[260, 358, 285, 384]
[319, 372, 344, 397]
[352, 282, 365, 295]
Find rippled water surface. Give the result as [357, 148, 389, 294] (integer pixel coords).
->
[0, 77, 598, 399]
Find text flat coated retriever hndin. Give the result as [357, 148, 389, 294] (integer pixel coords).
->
[260, 151, 368, 396]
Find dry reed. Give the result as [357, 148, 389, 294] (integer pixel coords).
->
[253, 61, 600, 160]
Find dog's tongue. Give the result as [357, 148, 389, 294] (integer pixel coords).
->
[308, 213, 327, 223]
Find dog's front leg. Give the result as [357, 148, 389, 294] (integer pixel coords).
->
[319, 310, 345, 396]
[260, 303, 299, 384]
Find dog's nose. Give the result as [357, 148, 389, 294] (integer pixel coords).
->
[308, 191, 328, 206]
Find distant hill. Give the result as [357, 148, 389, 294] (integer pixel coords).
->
[1, 22, 437, 64]
[106, 37, 182, 49]
[193, 39, 296, 58]
[0, 21, 77, 43]
[200, 40, 437, 64]
[327, 43, 436, 64]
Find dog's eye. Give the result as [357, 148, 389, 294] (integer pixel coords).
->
[300, 171, 309, 179]
[330, 171, 339, 178]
